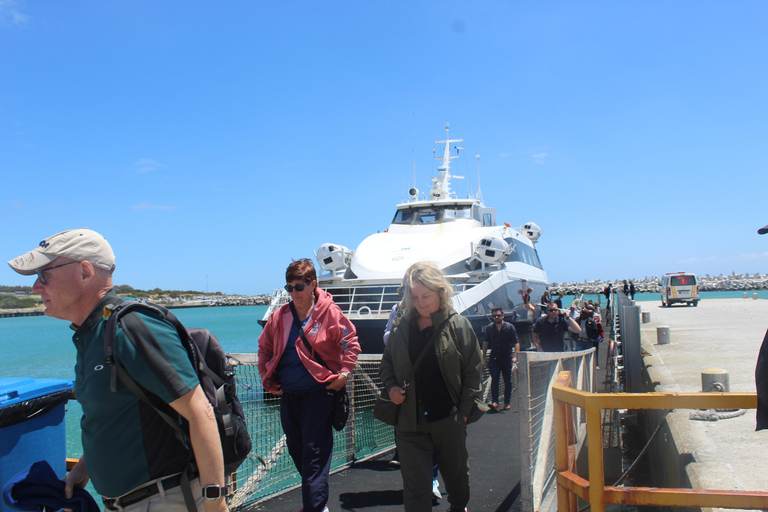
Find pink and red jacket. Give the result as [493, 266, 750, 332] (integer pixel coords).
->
[257, 287, 360, 393]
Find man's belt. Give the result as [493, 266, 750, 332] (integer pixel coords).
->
[102, 473, 185, 510]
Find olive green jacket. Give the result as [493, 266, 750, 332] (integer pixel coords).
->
[379, 309, 484, 430]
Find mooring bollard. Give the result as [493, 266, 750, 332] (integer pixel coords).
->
[744, 292, 748, 299]
[642, 311, 651, 323]
[754, 293, 759, 300]
[657, 326, 670, 345]
[701, 369, 730, 392]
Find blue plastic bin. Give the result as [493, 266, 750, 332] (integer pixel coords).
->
[0, 378, 73, 512]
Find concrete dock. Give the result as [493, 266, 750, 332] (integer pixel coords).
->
[639, 297, 768, 501]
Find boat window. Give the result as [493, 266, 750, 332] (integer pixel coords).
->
[442, 205, 473, 221]
[392, 205, 473, 225]
[483, 213, 493, 227]
[393, 210, 416, 224]
[504, 238, 543, 269]
[417, 209, 439, 224]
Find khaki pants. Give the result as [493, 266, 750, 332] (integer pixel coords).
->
[104, 477, 204, 512]
[396, 411, 469, 512]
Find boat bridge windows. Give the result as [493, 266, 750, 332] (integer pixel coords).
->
[392, 204, 474, 225]
[504, 237, 543, 268]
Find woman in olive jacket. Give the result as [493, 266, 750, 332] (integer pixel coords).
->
[379, 261, 483, 512]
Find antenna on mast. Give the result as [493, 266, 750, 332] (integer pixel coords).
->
[412, 110, 416, 189]
[476, 155, 483, 204]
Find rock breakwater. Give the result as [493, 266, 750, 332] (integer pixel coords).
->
[550, 272, 768, 296]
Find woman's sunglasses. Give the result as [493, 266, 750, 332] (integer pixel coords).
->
[285, 282, 311, 293]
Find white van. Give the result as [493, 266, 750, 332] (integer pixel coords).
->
[660, 273, 700, 307]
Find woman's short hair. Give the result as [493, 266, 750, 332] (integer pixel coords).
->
[286, 258, 317, 284]
[400, 261, 454, 318]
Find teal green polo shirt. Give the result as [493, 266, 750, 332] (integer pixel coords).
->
[72, 292, 199, 498]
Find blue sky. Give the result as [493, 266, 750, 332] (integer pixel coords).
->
[2, 1, 768, 295]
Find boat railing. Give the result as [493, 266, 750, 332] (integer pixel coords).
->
[552, 370, 768, 512]
[325, 285, 401, 318]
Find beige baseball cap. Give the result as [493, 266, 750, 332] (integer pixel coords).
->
[8, 228, 115, 275]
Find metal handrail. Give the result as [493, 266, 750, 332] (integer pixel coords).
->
[552, 371, 768, 512]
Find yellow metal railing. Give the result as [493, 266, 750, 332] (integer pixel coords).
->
[552, 371, 768, 512]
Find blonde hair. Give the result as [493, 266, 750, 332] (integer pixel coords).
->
[399, 261, 454, 319]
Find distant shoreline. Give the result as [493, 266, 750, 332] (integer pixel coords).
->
[0, 295, 271, 318]
[551, 272, 768, 296]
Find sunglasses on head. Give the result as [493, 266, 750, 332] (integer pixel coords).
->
[285, 282, 311, 293]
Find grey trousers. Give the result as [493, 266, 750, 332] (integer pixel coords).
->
[396, 411, 469, 512]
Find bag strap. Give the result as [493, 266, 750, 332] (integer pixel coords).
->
[289, 301, 331, 371]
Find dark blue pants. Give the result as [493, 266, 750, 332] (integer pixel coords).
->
[488, 355, 512, 406]
[280, 387, 334, 512]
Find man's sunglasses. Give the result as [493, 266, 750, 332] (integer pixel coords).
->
[493, 313, 504, 318]
[37, 261, 78, 285]
[285, 282, 311, 293]
[547, 308, 559, 313]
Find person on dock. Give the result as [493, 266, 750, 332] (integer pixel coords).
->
[629, 280, 636, 300]
[258, 258, 360, 512]
[755, 223, 768, 431]
[380, 261, 483, 512]
[532, 302, 581, 352]
[482, 307, 520, 411]
[7, 229, 229, 512]
[622, 279, 629, 296]
[603, 283, 612, 308]
[384, 302, 442, 502]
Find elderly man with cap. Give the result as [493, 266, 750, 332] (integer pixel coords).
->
[8, 229, 228, 512]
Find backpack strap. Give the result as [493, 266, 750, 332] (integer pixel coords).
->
[103, 300, 200, 512]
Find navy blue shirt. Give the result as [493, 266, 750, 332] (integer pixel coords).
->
[276, 309, 325, 393]
[484, 321, 519, 359]
[532, 315, 571, 352]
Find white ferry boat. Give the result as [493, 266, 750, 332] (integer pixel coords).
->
[260, 124, 549, 352]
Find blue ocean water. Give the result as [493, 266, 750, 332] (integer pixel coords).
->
[0, 305, 267, 462]
[2, 293, 765, 489]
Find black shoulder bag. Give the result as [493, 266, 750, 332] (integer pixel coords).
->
[289, 302, 350, 431]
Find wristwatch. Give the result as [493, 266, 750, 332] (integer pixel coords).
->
[203, 484, 229, 499]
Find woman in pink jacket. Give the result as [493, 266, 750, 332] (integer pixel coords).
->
[258, 258, 359, 512]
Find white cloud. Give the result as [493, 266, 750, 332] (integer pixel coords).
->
[133, 158, 166, 173]
[532, 153, 547, 165]
[132, 202, 175, 211]
[0, 0, 29, 27]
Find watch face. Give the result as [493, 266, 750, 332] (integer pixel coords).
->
[204, 486, 224, 499]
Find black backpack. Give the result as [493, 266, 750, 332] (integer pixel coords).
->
[584, 317, 600, 341]
[103, 300, 252, 477]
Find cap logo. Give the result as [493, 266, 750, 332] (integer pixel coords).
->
[39, 240, 50, 249]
